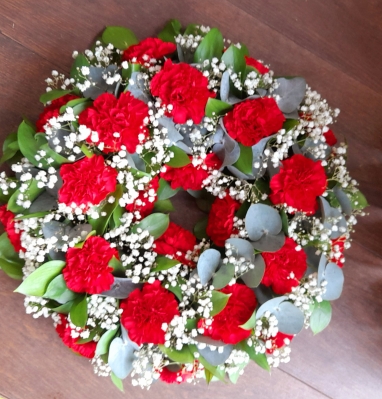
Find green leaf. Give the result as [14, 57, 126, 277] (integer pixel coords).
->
[40, 143, 71, 166]
[240, 310, 257, 330]
[151, 256, 180, 272]
[310, 300, 332, 335]
[70, 295, 88, 328]
[122, 62, 141, 80]
[280, 209, 289, 236]
[40, 89, 72, 105]
[205, 98, 232, 118]
[153, 199, 174, 213]
[7, 179, 45, 214]
[0, 232, 24, 279]
[111, 371, 124, 392]
[43, 274, 78, 304]
[184, 24, 204, 36]
[193, 348, 226, 382]
[50, 300, 75, 314]
[166, 146, 191, 168]
[112, 205, 125, 228]
[109, 256, 125, 277]
[88, 185, 123, 235]
[349, 189, 368, 210]
[238, 341, 270, 371]
[158, 344, 194, 364]
[185, 318, 197, 331]
[193, 217, 209, 240]
[76, 328, 99, 343]
[158, 19, 182, 43]
[102, 26, 138, 50]
[233, 143, 253, 174]
[283, 119, 300, 132]
[131, 213, 169, 239]
[15, 211, 49, 220]
[14, 260, 66, 296]
[96, 328, 118, 356]
[0, 132, 20, 163]
[210, 291, 231, 317]
[167, 281, 183, 301]
[70, 54, 90, 84]
[60, 98, 90, 114]
[236, 201, 250, 219]
[80, 144, 93, 158]
[221, 44, 246, 78]
[17, 121, 40, 167]
[157, 178, 180, 200]
[194, 28, 224, 64]
[204, 368, 214, 384]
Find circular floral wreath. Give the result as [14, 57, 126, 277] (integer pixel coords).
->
[0, 20, 368, 389]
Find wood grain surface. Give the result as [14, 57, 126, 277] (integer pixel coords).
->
[0, 1, 381, 398]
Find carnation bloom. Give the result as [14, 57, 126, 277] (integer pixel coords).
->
[245, 55, 270, 74]
[120, 280, 180, 345]
[154, 222, 197, 267]
[160, 153, 222, 191]
[201, 283, 257, 344]
[262, 237, 307, 294]
[125, 176, 159, 219]
[122, 37, 176, 65]
[150, 59, 216, 124]
[269, 154, 327, 214]
[78, 92, 149, 153]
[223, 97, 285, 147]
[36, 94, 79, 132]
[0, 205, 24, 252]
[206, 194, 241, 247]
[265, 332, 294, 354]
[159, 364, 196, 384]
[323, 129, 337, 146]
[55, 314, 96, 358]
[63, 236, 117, 294]
[58, 155, 117, 208]
[330, 236, 345, 267]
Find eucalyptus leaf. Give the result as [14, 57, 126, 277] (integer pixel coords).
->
[14, 260, 66, 296]
[226, 238, 255, 262]
[131, 213, 169, 239]
[29, 191, 57, 213]
[199, 345, 233, 366]
[101, 277, 141, 299]
[245, 203, 283, 241]
[273, 77, 306, 113]
[250, 231, 285, 252]
[319, 262, 344, 301]
[310, 300, 332, 334]
[241, 254, 265, 288]
[108, 337, 136, 379]
[220, 70, 230, 102]
[333, 186, 352, 216]
[158, 117, 183, 144]
[197, 249, 221, 285]
[83, 65, 118, 100]
[212, 263, 235, 289]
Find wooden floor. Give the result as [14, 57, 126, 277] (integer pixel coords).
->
[0, 1, 381, 398]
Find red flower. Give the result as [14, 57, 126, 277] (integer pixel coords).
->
[150, 60, 216, 124]
[159, 364, 196, 384]
[269, 154, 327, 214]
[265, 332, 294, 354]
[154, 222, 197, 267]
[262, 237, 307, 294]
[125, 176, 159, 219]
[160, 153, 222, 191]
[223, 98, 285, 147]
[330, 236, 345, 267]
[122, 38, 176, 65]
[36, 94, 79, 132]
[0, 205, 24, 252]
[206, 194, 241, 247]
[78, 92, 149, 153]
[63, 236, 117, 294]
[245, 56, 270, 74]
[55, 314, 96, 358]
[120, 280, 180, 345]
[201, 284, 257, 344]
[58, 155, 117, 208]
[323, 129, 337, 146]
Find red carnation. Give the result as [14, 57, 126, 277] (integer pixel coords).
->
[36, 94, 79, 132]
[223, 98, 285, 147]
[58, 155, 117, 208]
[150, 60, 216, 124]
[63, 236, 117, 294]
[160, 153, 222, 191]
[245, 56, 270, 74]
[159, 364, 196, 384]
[201, 284, 257, 344]
[330, 236, 345, 267]
[262, 237, 307, 295]
[265, 332, 294, 354]
[0, 205, 24, 252]
[206, 194, 241, 247]
[125, 176, 159, 219]
[269, 154, 327, 214]
[120, 280, 180, 345]
[154, 222, 197, 267]
[323, 129, 337, 146]
[122, 38, 176, 65]
[55, 314, 96, 358]
[78, 92, 149, 153]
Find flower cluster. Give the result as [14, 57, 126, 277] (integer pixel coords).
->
[0, 21, 367, 391]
